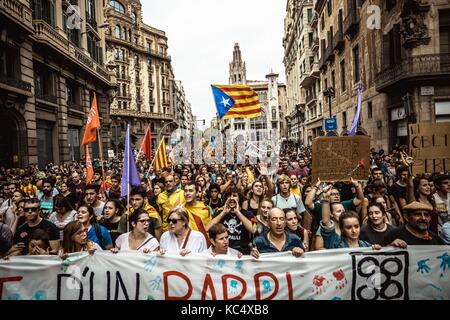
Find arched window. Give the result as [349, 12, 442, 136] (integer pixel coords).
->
[131, 12, 137, 25]
[122, 27, 127, 40]
[110, 0, 125, 14]
[272, 108, 277, 119]
[115, 25, 121, 38]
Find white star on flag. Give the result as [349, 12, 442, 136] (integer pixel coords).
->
[221, 96, 231, 108]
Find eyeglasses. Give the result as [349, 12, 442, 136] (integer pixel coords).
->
[138, 219, 150, 224]
[167, 218, 183, 225]
[330, 193, 340, 196]
[24, 207, 39, 212]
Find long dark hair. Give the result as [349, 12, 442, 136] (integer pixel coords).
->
[78, 204, 96, 225]
[413, 175, 436, 208]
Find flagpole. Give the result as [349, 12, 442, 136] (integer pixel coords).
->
[96, 128, 106, 189]
[146, 139, 163, 176]
[127, 124, 130, 233]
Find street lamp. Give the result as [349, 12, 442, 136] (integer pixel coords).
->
[158, 121, 179, 144]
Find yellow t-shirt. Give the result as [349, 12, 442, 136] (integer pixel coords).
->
[291, 185, 301, 197]
[157, 189, 186, 232]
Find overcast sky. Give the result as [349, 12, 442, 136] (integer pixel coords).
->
[141, 0, 286, 124]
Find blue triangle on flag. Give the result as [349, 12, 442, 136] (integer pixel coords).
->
[211, 85, 235, 119]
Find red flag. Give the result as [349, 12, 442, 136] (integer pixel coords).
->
[86, 145, 93, 183]
[81, 93, 100, 146]
[140, 127, 152, 159]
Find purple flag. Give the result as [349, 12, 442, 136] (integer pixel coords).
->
[121, 125, 141, 198]
[349, 83, 363, 136]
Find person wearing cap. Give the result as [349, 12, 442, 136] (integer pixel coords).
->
[382, 201, 445, 247]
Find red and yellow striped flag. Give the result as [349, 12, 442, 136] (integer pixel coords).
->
[211, 85, 261, 119]
[153, 139, 168, 170]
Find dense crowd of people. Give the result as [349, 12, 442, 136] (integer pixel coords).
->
[0, 143, 448, 261]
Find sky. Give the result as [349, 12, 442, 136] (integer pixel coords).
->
[141, 0, 287, 124]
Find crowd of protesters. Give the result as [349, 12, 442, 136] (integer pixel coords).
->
[0, 143, 448, 260]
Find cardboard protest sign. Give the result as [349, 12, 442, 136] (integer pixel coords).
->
[312, 136, 370, 182]
[409, 123, 450, 174]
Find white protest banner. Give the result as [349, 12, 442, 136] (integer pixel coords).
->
[0, 247, 449, 300]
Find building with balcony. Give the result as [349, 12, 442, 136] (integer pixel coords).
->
[0, 0, 116, 168]
[224, 44, 286, 147]
[313, 0, 450, 150]
[315, 0, 389, 149]
[283, 0, 323, 146]
[105, 0, 179, 150]
[375, 0, 450, 147]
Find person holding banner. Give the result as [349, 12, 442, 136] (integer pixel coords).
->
[383, 201, 445, 247]
[203, 223, 242, 258]
[159, 206, 207, 256]
[114, 209, 160, 253]
[251, 208, 305, 258]
[61, 220, 101, 255]
[320, 189, 380, 249]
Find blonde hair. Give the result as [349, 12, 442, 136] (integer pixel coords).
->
[168, 206, 189, 228]
[277, 175, 292, 188]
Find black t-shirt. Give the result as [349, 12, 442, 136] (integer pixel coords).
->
[388, 183, 407, 205]
[208, 199, 223, 213]
[13, 219, 60, 254]
[102, 219, 122, 245]
[382, 226, 444, 246]
[214, 209, 255, 255]
[360, 224, 394, 245]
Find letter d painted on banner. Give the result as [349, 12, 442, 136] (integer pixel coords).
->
[163, 271, 193, 300]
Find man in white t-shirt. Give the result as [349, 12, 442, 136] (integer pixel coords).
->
[203, 223, 242, 258]
[433, 174, 450, 241]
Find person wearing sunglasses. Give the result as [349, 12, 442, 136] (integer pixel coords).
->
[12, 198, 60, 254]
[114, 208, 160, 253]
[159, 206, 207, 256]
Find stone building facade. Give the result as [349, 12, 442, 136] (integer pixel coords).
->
[105, 0, 190, 151]
[0, 0, 115, 168]
[284, 0, 450, 150]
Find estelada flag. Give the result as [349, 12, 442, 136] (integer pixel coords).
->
[153, 139, 168, 170]
[185, 202, 212, 247]
[140, 127, 152, 159]
[81, 93, 100, 146]
[211, 84, 261, 119]
[85, 145, 93, 183]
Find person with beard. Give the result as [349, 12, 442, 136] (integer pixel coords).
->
[251, 208, 304, 258]
[68, 171, 85, 193]
[83, 184, 105, 221]
[206, 187, 256, 255]
[183, 181, 212, 245]
[39, 178, 58, 218]
[383, 201, 445, 246]
[13, 198, 60, 254]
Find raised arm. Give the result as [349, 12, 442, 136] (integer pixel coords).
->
[305, 179, 321, 211]
[321, 188, 332, 228]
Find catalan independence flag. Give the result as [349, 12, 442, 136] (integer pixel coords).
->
[153, 139, 169, 170]
[211, 85, 261, 119]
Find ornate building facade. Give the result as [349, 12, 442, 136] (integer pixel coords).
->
[284, 0, 450, 150]
[105, 0, 184, 150]
[0, 0, 115, 168]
